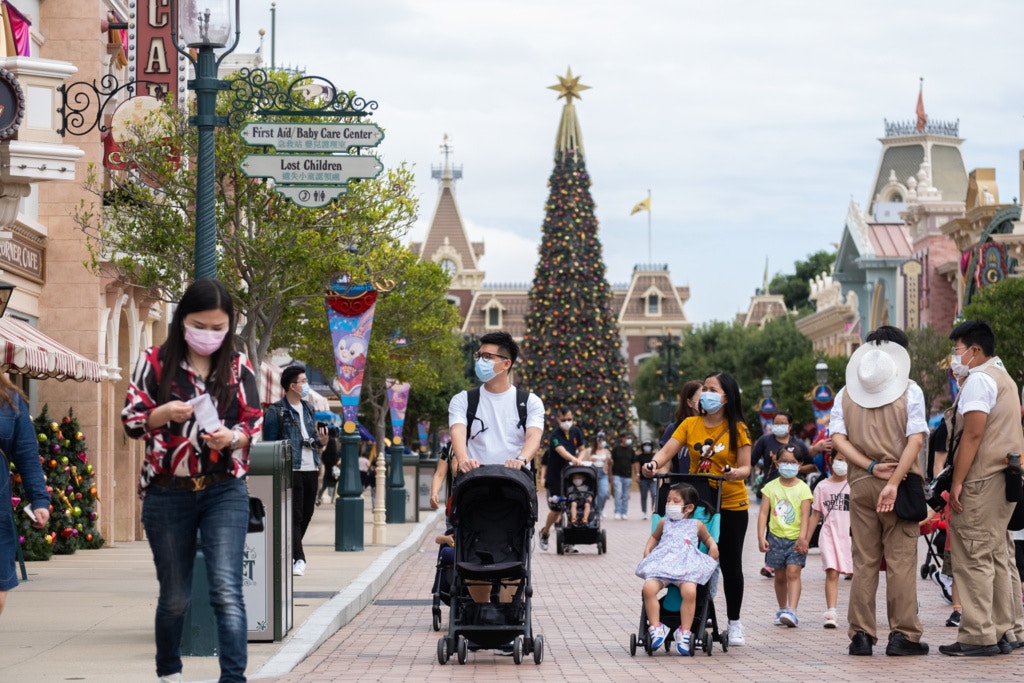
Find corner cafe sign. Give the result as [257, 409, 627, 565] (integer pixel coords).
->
[241, 123, 384, 153]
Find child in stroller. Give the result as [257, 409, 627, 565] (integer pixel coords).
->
[635, 482, 719, 655]
[566, 471, 594, 526]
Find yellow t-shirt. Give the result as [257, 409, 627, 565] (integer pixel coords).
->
[672, 416, 752, 511]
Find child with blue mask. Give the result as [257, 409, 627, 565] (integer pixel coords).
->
[757, 447, 814, 628]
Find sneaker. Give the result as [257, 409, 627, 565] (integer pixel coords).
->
[642, 513, 648, 520]
[945, 610, 961, 628]
[496, 644, 515, 656]
[292, 559, 306, 576]
[727, 620, 745, 646]
[565, 545, 579, 554]
[849, 630, 873, 656]
[885, 631, 929, 656]
[158, 676, 182, 683]
[649, 623, 669, 649]
[931, 570, 953, 604]
[774, 609, 785, 626]
[823, 610, 838, 629]
[539, 532, 549, 551]
[674, 628, 692, 655]
[760, 566, 775, 578]
[780, 609, 798, 628]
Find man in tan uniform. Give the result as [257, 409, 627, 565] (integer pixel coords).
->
[940, 320, 1024, 656]
[830, 326, 929, 656]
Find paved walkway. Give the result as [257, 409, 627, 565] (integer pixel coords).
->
[1, 492, 441, 683]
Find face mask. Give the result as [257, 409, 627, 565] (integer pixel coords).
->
[474, 357, 498, 383]
[778, 463, 800, 479]
[699, 391, 723, 413]
[625, 439, 634, 446]
[665, 504, 684, 521]
[572, 477, 584, 487]
[299, 383, 311, 398]
[559, 420, 573, 431]
[950, 349, 972, 378]
[642, 445, 652, 453]
[771, 424, 790, 438]
[184, 325, 227, 356]
[831, 461, 848, 477]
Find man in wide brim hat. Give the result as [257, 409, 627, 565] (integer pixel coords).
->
[829, 326, 930, 657]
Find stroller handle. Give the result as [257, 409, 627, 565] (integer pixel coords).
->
[653, 472, 725, 485]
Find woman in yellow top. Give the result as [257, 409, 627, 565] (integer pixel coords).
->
[642, 371, 752, 646]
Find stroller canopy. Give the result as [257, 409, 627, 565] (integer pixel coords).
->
[451, 465, 539, 526]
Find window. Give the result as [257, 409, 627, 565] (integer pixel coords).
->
[487, 307, 501, 328]
[647, 294, 660, 316]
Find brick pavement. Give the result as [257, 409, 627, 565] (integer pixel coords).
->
[259, 489, 1022, 683]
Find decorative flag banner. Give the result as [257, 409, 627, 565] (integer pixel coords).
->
[386, 379, 410, 445]
[630, 196, 650, 215]
[326, 277, 377, 427]
[758, 396, 777, 436]
[417, 420, 430, 452]
[812, 384, 834, 440]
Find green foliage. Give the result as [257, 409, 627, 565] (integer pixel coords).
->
[961, 276, 1024, 386]
[72, 69, 418, 369]
[769, 250, 836, 312]
[521, 150, 634, 439]
[11, 406, 104, 560]
[907, 325, 954, 415]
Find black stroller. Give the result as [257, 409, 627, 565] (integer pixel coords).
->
[628, 473, 728, 657]
[431, 532, 455, 631]
[555, 465, 608, 555]
[436, 466, 544, 665]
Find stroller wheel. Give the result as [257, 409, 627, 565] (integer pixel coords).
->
[629, 632, 637, 656]
[533, 635, 544, 664]
[512, 635, 525, 664]
[644, 631, 653, 656]
[556, 529, 565, 555]
[720, 629, 729, 653]
[437, 636, 449, 665]
[703, 634, 712, 656]
[432, 607, 441, 632]
[456, 635, 468, 665]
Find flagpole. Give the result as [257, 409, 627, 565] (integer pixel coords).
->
[647, 188, 652, 263]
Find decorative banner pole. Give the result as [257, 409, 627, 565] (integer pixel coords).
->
[417, 419, 430, 455]
[758, 376, 777, 436]
[385, 380, 411, 523]
[326, 278, 378, 551]
[812, 359, 834, 440]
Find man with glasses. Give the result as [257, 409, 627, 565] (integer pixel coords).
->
[450, 331, 544, 475]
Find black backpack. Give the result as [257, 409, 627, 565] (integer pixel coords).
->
[465, 386, 530, 441]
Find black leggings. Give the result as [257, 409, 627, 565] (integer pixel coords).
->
[718, 508, 749, 621]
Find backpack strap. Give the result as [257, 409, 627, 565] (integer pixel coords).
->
[515, 388, 529, 430]
[465, 388, 481, 441]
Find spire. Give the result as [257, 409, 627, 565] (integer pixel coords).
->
[548, 67, 590, 161]
[430, 133, 462, 191]
[915, 77, 927, 132]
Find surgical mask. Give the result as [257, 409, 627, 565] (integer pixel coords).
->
[771, 424, 789, 438]
[299, 383, 311, 398]
[600, 440, 607, 448]
[831, 461, 848, 477]
[474, 357, 498, 382]
[950, 350, 972, 378]
[184, 325, 227, 356]
[778, 463, 800, 479]
[559, 421, 573, 431]
[642, 445, 652, 453]
[699, 391, 723, 413]
[572, 477, 584, 487]
[625, 439, 634, 446]
[665, 504, 684, 521]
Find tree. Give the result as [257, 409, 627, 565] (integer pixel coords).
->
[961, 276, 1024, 386]
[520, 96, 633, 440]
[769, 250, 837, 312]
[73, 71, 417, 370]
[907, 325, 954, 415]
[275, 244, 466, 448]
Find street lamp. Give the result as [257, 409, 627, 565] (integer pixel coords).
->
[815, 358, 829, 387]
[812, 358, 834, 440]
[172, 0, 241, 280]
[758, 376, 777, 436]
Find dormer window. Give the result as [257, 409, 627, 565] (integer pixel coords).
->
[647, 294, 660, 315]
[484, 299, 504, 329]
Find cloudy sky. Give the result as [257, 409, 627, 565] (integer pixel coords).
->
[239, 1, 1023, 324]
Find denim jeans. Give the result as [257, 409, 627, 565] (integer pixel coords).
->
[613, 475, 632, 515]
[142, 477, 249, 682]
[593, 472, 610, 518]
[638, 478, 658, 515]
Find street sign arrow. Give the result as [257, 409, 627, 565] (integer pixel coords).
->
[240, 122, 385, 152]
[241, 154, 383, 184]
[275, 185, 349, 208]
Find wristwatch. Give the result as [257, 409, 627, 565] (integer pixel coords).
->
[516, 455, 527, 462]
[230, 431, 242, 450]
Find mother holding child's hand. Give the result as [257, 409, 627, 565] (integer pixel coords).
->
[641, 371, 752, 647]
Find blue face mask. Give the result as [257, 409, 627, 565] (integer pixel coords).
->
[474, 358, 497, 383]
[299, 383, 311, 398]
[778, 463, 800, 479]
[699, 391, 723, 414]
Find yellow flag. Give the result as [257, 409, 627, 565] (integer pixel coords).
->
[630, 197, 650, 215]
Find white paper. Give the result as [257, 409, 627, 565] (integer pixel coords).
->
[188, 393, 223, 433]
[23, 507, 36, 522]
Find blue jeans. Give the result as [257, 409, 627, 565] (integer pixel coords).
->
[638, 477, 657, 515]
[613, 475, 632, 515]
[594, 472, 610, 517]
[142, 477, 249, 682]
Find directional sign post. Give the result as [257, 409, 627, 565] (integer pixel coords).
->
[241, 154, 383, 185]
[241, 123, 384, 152]
[275, 186, 349, 208]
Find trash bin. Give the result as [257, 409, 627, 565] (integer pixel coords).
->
[402, 454, 420, 523]
[245, 440, 293, 642]
[418, 458, 437, 511]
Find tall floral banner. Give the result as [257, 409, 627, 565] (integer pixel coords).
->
[417, 420, 430, 452]
[386, 379, 411, 444]
[812, 384, 834, 440]
[758, 396, 777, 436]
[326, 280, 377, 426]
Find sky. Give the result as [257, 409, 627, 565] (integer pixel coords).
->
[238, 1, 1024, 325]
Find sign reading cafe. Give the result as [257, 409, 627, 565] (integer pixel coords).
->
[0, 233, 44, 283]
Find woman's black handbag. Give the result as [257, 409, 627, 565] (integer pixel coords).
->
[248, 497, 266, 533]
[894, 473, 928, 522]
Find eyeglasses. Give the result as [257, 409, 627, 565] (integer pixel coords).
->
[473, 352, 509, 362]
[951, 345, 969, 354]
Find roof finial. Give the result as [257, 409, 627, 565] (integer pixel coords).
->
[549, 67, 589, 160]
[431, 133, 463, 189]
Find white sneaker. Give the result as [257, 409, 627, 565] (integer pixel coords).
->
[823, 610, 838, 629]
[293, 559, 306, 576]
[728, 620, 745, 646]
[642, 513, 648, 520]
[158, 676, 182, 683]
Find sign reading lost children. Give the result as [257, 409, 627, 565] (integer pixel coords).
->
[241, 123, 384, 152]
[241, 153, 383, 186]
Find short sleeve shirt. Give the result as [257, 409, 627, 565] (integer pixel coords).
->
[761, 478, 813, 540]
[673, 416, 752, 511]
[448, 385, 545, 465]
[546, 426, 584, 488]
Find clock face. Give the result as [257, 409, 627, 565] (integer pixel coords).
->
[440, 259, 457, 275]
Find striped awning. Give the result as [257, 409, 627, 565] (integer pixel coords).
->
[0, 317, 103, 382]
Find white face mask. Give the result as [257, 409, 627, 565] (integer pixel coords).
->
[665, 504, 685, 521]
[831, 460, 848, 477]
[559, 421, 573, 431]
[771, 424, 790, 438]
[572, 477, 584, 487]
[950, 349, 973, 378]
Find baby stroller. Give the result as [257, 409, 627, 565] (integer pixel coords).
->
[628, 473, 727, 657]
[436, 465, 544, 665]
[431, 533, 455, 631]
[555, 464, 608, 555]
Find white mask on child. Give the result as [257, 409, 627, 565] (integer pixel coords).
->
[665, 504, 684, 521]
[831, 461, 848, 477]
[572, 476, 584, 487]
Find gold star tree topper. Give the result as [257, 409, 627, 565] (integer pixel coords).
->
[548, 67, 590, 104]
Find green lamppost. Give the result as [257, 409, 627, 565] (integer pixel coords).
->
[172, 0, 241, 280]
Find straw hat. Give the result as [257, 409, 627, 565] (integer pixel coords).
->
[844, 341, 911, 408]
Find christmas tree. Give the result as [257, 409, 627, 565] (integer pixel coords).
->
[10, 406, 104, 560]
[521, 69, 634, 439]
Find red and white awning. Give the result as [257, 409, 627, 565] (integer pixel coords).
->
[0, 317, 103, 382]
